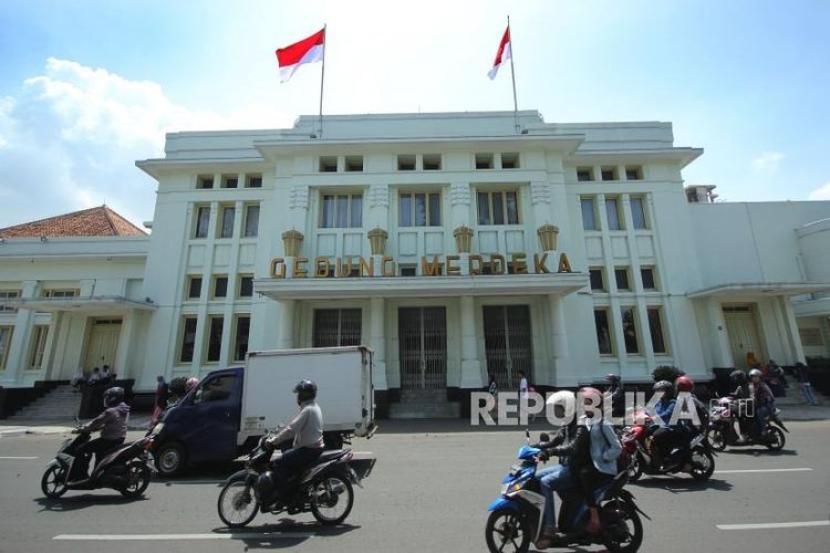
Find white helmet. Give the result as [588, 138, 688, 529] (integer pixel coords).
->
[546, 390, 574, 408]
[749, 368, 763, 379]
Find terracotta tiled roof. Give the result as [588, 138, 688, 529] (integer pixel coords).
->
[0, 205, 146, 238]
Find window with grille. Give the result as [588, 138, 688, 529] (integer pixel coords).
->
[320, 193, 363, 228]
[245, 174, 262, 188]
[0, 325, 13, 370]
[244, 204, 260, 237]
[594, 309, 613, 355]
[179, 317, 198, 363]
[28, 325, 49, 370]
[194, 206, 210, 238]
[648, 307, 667, 354]
[206, 316, 223, 362]
[621, 307, 640, 354]
[234, 315, 251, 361]
[630, 197, 648, 229]
[399, 192, 441, 227]
[477, 190, 520, 225]
[581, 198, 598, 230]
[312, 309, 362, 347]
[44, 289, 78, 298]
[606, 197, 623, 230]
[0, 290, 20, 313]
[219, 206, 235, 238]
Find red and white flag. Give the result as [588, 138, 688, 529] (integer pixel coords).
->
[275, 27, 326, 83]
[487, 26, 511, 80]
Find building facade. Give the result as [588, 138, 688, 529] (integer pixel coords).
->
[2, 111, 829, 416]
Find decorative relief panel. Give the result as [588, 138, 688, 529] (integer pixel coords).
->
[368, 184, 389, 208]
[530, 181, 552, 205]
[450, 182, 471, 206]
[288, 185, 309, 210]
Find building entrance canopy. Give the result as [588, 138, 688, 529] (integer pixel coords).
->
[254, 273, 589, 300]
[5, 295, 157, 313]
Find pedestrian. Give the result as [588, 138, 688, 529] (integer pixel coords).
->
[71, 366, 86, 391]
[88, 367, 101, 386]
[151, 375, 169, 425]
[518, 370, 528, 399]
[794, 362, 819, 406]
[101, 365, 112, 384]
[488, 374, 498, 399]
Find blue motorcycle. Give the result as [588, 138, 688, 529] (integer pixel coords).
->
[485, 432, 646, 552]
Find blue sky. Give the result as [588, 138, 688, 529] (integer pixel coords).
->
[1, 0, 829, 227]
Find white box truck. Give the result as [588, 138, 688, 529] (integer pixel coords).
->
[153, 346, 375, 476]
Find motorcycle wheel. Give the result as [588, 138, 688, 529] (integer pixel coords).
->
[310, 474, 354, 525]
[689, 447, 715, 481]
[602, 499, 643, 553]
[709, 427, 727, 452]
[485, 508, 531, 553]
[41, 465, 68, 499]
[120, 463, 151, 498]
[627, 454, 643, 482]
[217, 480, 259, 528]
[765, 427, 786, 451]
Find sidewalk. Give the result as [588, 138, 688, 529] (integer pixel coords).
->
[777, 403, 830, 421]
[0, 413, 154, 438]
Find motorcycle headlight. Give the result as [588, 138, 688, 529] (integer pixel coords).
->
[503, 480, 525, 495]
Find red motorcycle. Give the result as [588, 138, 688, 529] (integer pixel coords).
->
[621, 411, 715, 482]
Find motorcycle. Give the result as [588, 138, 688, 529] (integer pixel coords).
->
[485, 431, 646, 553]
[621, 413, 715, 482]
[708, 397, 787, 451]
[216, 432, 376, 528]
[40, 425, 156, 499]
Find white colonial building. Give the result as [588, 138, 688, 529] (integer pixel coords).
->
[1, 111, 829, 416]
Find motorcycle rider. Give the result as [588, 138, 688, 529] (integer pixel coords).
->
[729, 370, 752, 441]
[71, 386, 129, 482]
[749, 368, 776, 439]
[604, 374, 624, 418]
[260, 380, 325, 504]
[647, 380, 677, 469]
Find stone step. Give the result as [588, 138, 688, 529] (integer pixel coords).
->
[388, 401, 460, 420]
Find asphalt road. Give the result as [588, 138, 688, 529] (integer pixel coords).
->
[1, 420, 829, 553]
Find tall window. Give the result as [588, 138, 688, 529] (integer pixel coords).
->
[179, 317, 198, 363]
[477, 190, 519, 225]
[28, 325, 49, 370]
[615, 267, 630, 291]
[606, 197, 622, 230]
[213, 276, 228, 299]
[234, 315, 251, 362]
[313, 309, 362, 347]
[0, 326, 13, 370]
[581, 198, 598, 230]
[621, 307, 639, 354]
[219, 206, 235, 238]
[641, 267, 657, 290]
[238, 275, 253, 298]
[630, 197, 647, 229]
[206, 316, 223, 362]
[589, 268, 605, 291]
[0, 290, 20, 313]
[594, 309, 613, 355]
[399, 192, 441, 226]
[648, 308, 667, 354]
[194, 206, 210, 238]
[320, 193, 363, 228]
[244, 204, 260, 237]
[187, 276, 202, 300]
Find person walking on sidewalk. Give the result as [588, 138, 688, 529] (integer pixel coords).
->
[150, 375, 170, 425]
[794, 362, 819, 406]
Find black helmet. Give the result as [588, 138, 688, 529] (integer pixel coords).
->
[293, 380, 317, 403]
[103, 386, 124, 407]
[605, 373, 620, 384]
[653, 380, 673, 393]
[730, 370, 747, 385]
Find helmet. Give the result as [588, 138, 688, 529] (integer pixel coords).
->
[675, 376, 694, 393]
[185, 377, 199, 392]
[653, 380, 673, 393]
[605, 373, 620, 384]
[749, 368, 763, 379]
[730, 370, 747, 385]
[103, 386, 124, 407]
[579, 386, 603, 400]
[293, 379, 317, 403]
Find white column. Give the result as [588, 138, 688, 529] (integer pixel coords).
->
[42, 311, 64, 380]
[548, 294, 569, 385]
[459, 296, 483, 388]
[706, 298, 733, 367]
[276, 299, 295, 349]
[780, 296, 807, 364]
[114, 311, 140, 380]
[3, 280, 40, 384]
[369, 297, 388, 390]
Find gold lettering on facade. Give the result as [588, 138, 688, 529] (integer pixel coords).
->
[489, 254, 506, 275]
[314, 256, 331, 278]
[294, 256, 308, 278]
[534, 253, 550, 273]
[421, 255, 442, 276]
[358, 256, 374, 277]
[382, 256, 396, 277]
[469, 254, 483, 275]
[558, 252, 572, 273]
[511, 252, 528, 274]
[270, 257, 286, 279]
[336, 256, 353, 277]
[446, 255, 461, 276]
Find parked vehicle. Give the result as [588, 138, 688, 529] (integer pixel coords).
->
[216, 430, 376, 527]
[708, 396, 787, 451]
[41, 425, 156, 499]
[621, 413, 715, 482]
[151, 346, 375, 476]
[485, 432, 646, 553]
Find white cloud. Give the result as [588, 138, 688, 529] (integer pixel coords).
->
[751, 151, 784, 173]
[0, 58, 293, 228]
[808, 182, 830, 201]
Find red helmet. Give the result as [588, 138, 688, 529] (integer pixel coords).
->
[579, 386, 603, 403]
[675, 376, 694, 393]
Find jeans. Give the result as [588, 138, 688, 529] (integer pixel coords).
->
[755, 404, 772, 436]
[537, 464, 574, 528]
[270, 446, 324, 499]
[800, 383, 818, 406]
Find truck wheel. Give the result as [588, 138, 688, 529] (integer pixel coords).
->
[155, 442, 186, 477]
[323, 432, 343, 450]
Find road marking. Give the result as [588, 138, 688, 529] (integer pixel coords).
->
[0, 456, 38, 460]
[54, 532, 318, 541]
[713, 467, 813, 474]
[717, 521, 829, 531]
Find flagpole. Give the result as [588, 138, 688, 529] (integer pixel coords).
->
[318, 24, 327, 138]
[507, 15, 519, 133]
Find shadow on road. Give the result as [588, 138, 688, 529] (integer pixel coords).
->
[631, 477, 733, 493]
[34, 494, 148, 512]
[209, 521, 360, 549]
[722, 448, 798, 456]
